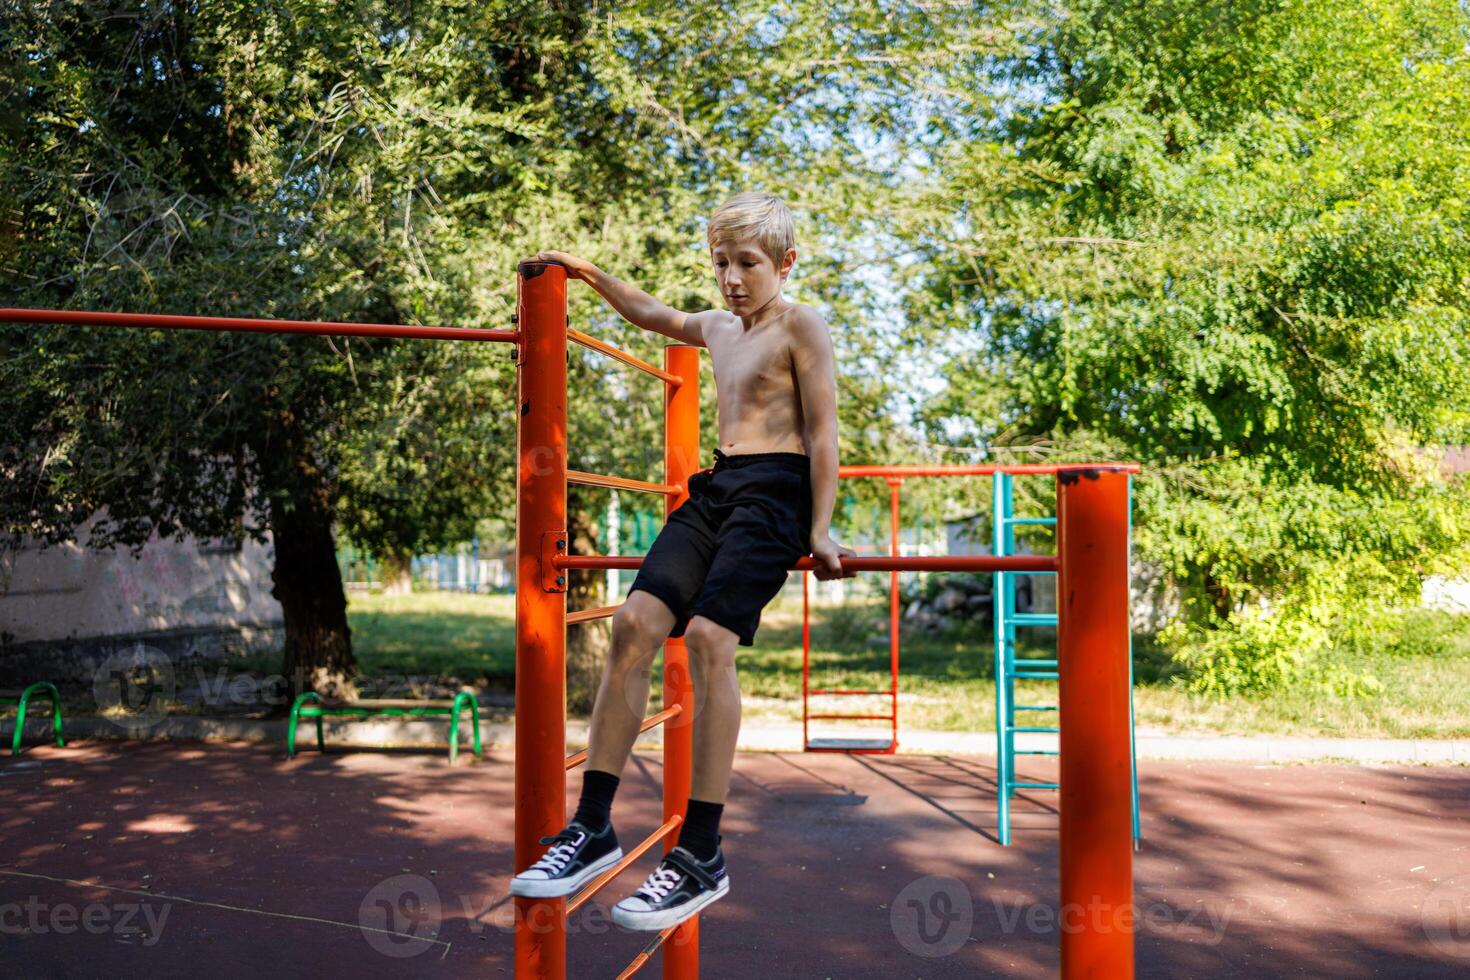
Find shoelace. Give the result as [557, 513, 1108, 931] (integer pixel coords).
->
[528, 832, 584, 875]
[636, 864, 682, 902]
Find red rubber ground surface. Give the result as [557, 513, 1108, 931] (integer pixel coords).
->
[2, 740, 1467, 977]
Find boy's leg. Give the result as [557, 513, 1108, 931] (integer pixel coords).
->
[509, 590, 679, 899]
[675, 615, 741, 861]
[611, 454, 809, 929]
[585, 589, 678, 778]
[608, 613, 739, 929]
[683, 616, 743, 805]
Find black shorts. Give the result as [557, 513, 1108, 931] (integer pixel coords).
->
[628, 448, 812, 646]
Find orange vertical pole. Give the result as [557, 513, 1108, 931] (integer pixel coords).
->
[662, 345, 701, 979]
[1056, 469, 1134, 980]
[886, 478, 902, 749]
[514, 261, 570, 980]
[801, 570, 810, 750]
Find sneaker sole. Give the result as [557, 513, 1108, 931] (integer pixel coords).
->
[611, 876, 730, 932]
[509, 847, 624, 899]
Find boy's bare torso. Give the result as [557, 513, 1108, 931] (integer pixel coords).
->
[702, 306, 808, 457]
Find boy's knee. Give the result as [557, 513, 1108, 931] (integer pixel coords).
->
[610, 605, 661, 669]
[684, 618, 737, 660]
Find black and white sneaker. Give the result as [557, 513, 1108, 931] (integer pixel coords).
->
[611, 842, 730, 931]
[510, 821, 622, 898]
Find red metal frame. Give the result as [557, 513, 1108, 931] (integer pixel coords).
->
[514, 261, 570, 978]
[513, 264, 703, 980]
[0, 307, 519, 343]
[800, 464, 1137, 756]
[0, 290, 1135, 978]
[559, 554, 1058, 573]
[660, 344, 702, 978]
[1057, 468, 1135, 978]
[840, 463, 1141, 477]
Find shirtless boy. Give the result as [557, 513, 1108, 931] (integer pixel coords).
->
[510, 192, 856, 930]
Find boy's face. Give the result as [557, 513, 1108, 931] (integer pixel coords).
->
[711, 238, 796, 316]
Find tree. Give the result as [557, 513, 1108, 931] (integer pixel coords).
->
[894, 0, 1470, 691]
[1, 0, 988, 704]
[1, 1, 621, 696]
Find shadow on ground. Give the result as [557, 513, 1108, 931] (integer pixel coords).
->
[1, 738, 1467, 977]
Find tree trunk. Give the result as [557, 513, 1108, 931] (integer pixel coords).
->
[264, 429, 358, 705]
[379, 551, 414, 596]
[566, 492, 608, 715]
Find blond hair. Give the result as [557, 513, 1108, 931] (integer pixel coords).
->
[707, 192, 796, 270]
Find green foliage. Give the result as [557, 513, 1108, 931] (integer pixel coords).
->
[5, 0, 1466, 702]
[0, 0, 993, 678]
[898, 0, 1470, 694]
[1378, 609, 1470, 660]
[0, 0, 583, 557]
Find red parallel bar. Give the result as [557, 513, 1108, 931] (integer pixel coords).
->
[568, 326, 682, 386]
[839, 464, 1140, 477]
[566, 815, 684, 915]
[807, 688, 889, 696]
[567, 604, 620, 625]
[1057, 469, 1135, 979]
[557, 554, 1058, 573]
[0, 307, 518, 343]
[565, 706, 682, 771]
[514, 260, 569, 980]
[663, 344, 701, 980]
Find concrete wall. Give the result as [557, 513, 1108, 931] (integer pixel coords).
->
[0, 521, 283, 685]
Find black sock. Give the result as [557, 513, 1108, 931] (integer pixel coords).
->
[572, 769, 620, 831]
[677, 798, 724, 861]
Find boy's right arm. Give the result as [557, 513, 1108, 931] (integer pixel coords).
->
[530, 250, 707, 348]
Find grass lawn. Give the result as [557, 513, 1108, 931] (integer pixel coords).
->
[349, 590, 517, 682]
[343, 590, 1470, 740]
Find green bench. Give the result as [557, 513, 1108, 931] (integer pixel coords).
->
[1, 682, 66, 756]
[286, 690, 483, 765]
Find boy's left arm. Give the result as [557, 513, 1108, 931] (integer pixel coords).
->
[791, 310, 856, 580]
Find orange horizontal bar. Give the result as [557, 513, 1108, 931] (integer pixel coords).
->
[0, 308, 518, 343]
[808, 713, 896, 721]
[567, 604, 621, 626]
[566, 815, 683, 915]
[567, 327, 681, 385]
[839, 463, 1140, 477]
[617, 926, 680, 980]
[566, 705, 682, 770]
[567, 469, 681, 495]
[808, 688, 891, 696]
[557, 554, 1058, 573]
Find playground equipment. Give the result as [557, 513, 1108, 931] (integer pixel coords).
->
[285, 690, 483, 764]
[992, 471, 1143, 846]
[0, 681, 66, 756]
[511, 263, 1134, 979]
[801, 468, 1143, 844]
[2, 267, 1137, 979]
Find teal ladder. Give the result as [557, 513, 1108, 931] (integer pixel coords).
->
[992, 471, 1141, 846]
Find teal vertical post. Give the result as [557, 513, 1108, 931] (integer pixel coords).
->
[992, 469, 1139, 848]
